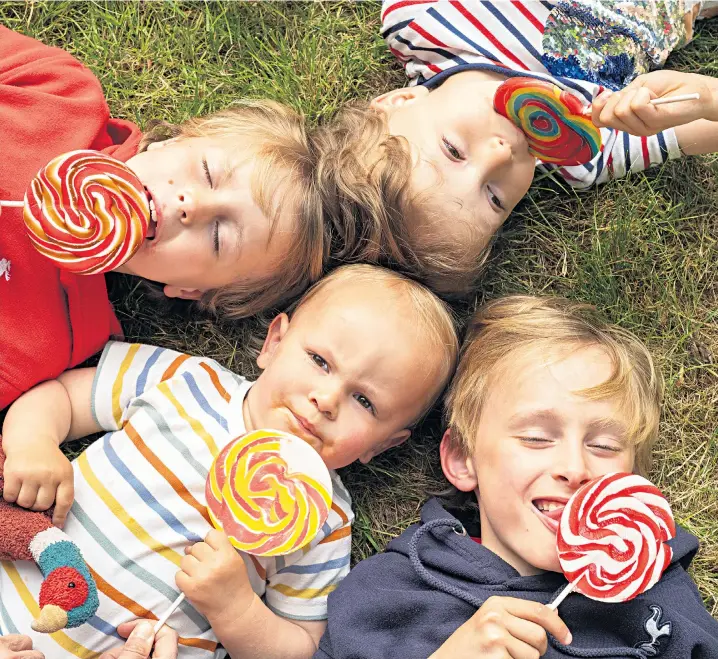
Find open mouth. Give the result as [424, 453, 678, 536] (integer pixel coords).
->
[144, 187, 158, 241]
[532, 499, 566, 533]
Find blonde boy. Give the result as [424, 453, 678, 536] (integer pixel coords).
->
[316, 296, 718, 659]
[0, 264, 458, 659]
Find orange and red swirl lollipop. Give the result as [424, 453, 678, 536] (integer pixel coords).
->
[494, 77, 602, 166]
[550, 473, 675, 608]
[206, 429, 333, 557]
[23, 150, 149, 275]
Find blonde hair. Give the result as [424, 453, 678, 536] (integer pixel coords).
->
[445, 296, 663, 475]
[310, 102, 491, 296]
[292, 264, 460, 414]
[140, 100, 326, 319]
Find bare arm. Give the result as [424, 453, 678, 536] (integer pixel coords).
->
[213, 597, 325, 659]
[1, 368, 100, 526]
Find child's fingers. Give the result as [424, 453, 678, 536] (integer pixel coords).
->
[609, 88, 653, 135]
[2, 473, 21, 504]
[15, 481, 40, 510]
[179, 554, 201, 577]
[503, 615, 550, 655]
[32, 485, 57, 512]
[186, 541, 213, 561]
[504, 600, 572, 646]
[204, 528, 231, 550]
[52, 481, 74, 527]
[0, 635, 34, 652]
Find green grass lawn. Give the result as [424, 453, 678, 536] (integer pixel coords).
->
[2, 1, 716, 617]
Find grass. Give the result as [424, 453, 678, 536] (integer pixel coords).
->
[1, 0, 716, 618]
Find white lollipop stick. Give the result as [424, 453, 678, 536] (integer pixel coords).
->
[547, 581, 575, 611]
[650, 93, 700, 106]
[153, 592, 185, 633]
[0, 200, 24, 207]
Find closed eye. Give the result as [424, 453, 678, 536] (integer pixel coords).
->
[202, 157, 213, 187]
[213, 221, 220, 256]
[589, 441, 622, 453]
[519, 437, 552, 446]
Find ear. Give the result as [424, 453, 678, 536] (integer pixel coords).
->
[359, 428, 410, 464]
[256, 313, 290, 370]
[439, 429, 478, 492]
[370, 86, 429, 112]
[163, 285, 204, 300]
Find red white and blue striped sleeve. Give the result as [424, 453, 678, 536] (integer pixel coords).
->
[538, 127, 681, 189]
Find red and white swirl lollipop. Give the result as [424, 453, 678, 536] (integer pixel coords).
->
[549, 472, 675, 609]
[21, 150, 149, 275]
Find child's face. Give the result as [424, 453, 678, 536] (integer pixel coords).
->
[373, 70, 535, 248]
[442, 345, 634, 576]
[122, 136, 295, 299]
[244, 281, 448, 470]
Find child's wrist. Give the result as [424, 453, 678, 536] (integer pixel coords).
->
[207, 591, 260, 633]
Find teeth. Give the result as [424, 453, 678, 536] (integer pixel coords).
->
[148, 198, 156, 222]
[536, 501, 564, 512]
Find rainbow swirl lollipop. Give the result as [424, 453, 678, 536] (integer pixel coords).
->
[553, 473, 675, 606]
[206, 429, 332, 557]
[494, 77, 602, 166]
[23, 150, 149, 275]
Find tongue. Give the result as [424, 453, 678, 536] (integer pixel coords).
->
[541, 506, 564, 521]
[146, 220, 156, 240]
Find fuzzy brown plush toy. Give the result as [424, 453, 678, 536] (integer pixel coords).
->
[0, 446, 99, 633]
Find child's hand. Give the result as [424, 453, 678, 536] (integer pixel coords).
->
[0, 634, 44, 658]
[176, 530, 256, 625]
[429, 596, 571, 659]
[592, 70, 718, 136]
[3, 440, 74, 528]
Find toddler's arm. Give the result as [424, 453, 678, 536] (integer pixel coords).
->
[1, 367, 100, 526]
[177, 530, 323, 659]
[592, 70, 718, 155]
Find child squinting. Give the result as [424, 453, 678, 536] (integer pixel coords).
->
[317, 1, 718, 293]
[316, 296, 718, 658]
[0, 264, 458, 659]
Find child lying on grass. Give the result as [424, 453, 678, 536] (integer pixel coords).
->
[0, 25, 350, 412]
[316, 295, 718, 658]
[314, 1, 718, 293]
[0, 264, 458, 659]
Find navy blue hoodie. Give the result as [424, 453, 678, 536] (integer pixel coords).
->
[316, 498, 718, 658]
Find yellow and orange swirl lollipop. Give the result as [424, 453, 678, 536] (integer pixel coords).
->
[206, 429, 333, 557]
[23, 150, 149, 275]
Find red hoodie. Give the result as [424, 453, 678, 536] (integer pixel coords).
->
[0, 27, 144, 409]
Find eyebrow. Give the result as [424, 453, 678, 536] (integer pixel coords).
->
[507, 409, 562, 429]
[587, 418, 628, 441]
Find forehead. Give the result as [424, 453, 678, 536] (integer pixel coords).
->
[295, 281, 447, 390]
[485, 344, 621, 418]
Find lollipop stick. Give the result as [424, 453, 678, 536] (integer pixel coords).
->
[154, 593, 185, 633]
[650, 93, 700, 106]
[547, 581, 575, 611]
[0, 200, 24, 208]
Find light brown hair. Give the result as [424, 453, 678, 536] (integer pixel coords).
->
[310, 102, 491, 297]
[291, 264, 460, 417]
[445, 296, 663, 475]
[139, 100, 326, 319]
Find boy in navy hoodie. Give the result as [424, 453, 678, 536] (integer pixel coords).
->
[316, 295, 718, 659]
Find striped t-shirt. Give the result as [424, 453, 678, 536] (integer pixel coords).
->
[381, 0, 692, 188]
[0, 342, 353, 659]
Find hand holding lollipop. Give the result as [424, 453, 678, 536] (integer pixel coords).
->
[154, 429, 333, 630]
[549, 472, 676, 609]
[1, 149, 149, 275]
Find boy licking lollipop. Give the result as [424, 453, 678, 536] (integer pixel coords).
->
[0, 264, 458, 659]
[316, 296, 718, 659]
[316, 1, 718, 292]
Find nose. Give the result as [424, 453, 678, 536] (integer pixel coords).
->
[552, 444, 591, 489]
[309, 382, 340, 421]
[482, 136, 514, 172]
[177, 189, 216, 227]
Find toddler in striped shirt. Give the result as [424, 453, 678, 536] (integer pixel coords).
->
[0, 264, 458, 659]
[313, 0, 718, 295]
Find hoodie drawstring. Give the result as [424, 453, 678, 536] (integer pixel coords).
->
[408, 518, 649, 658]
